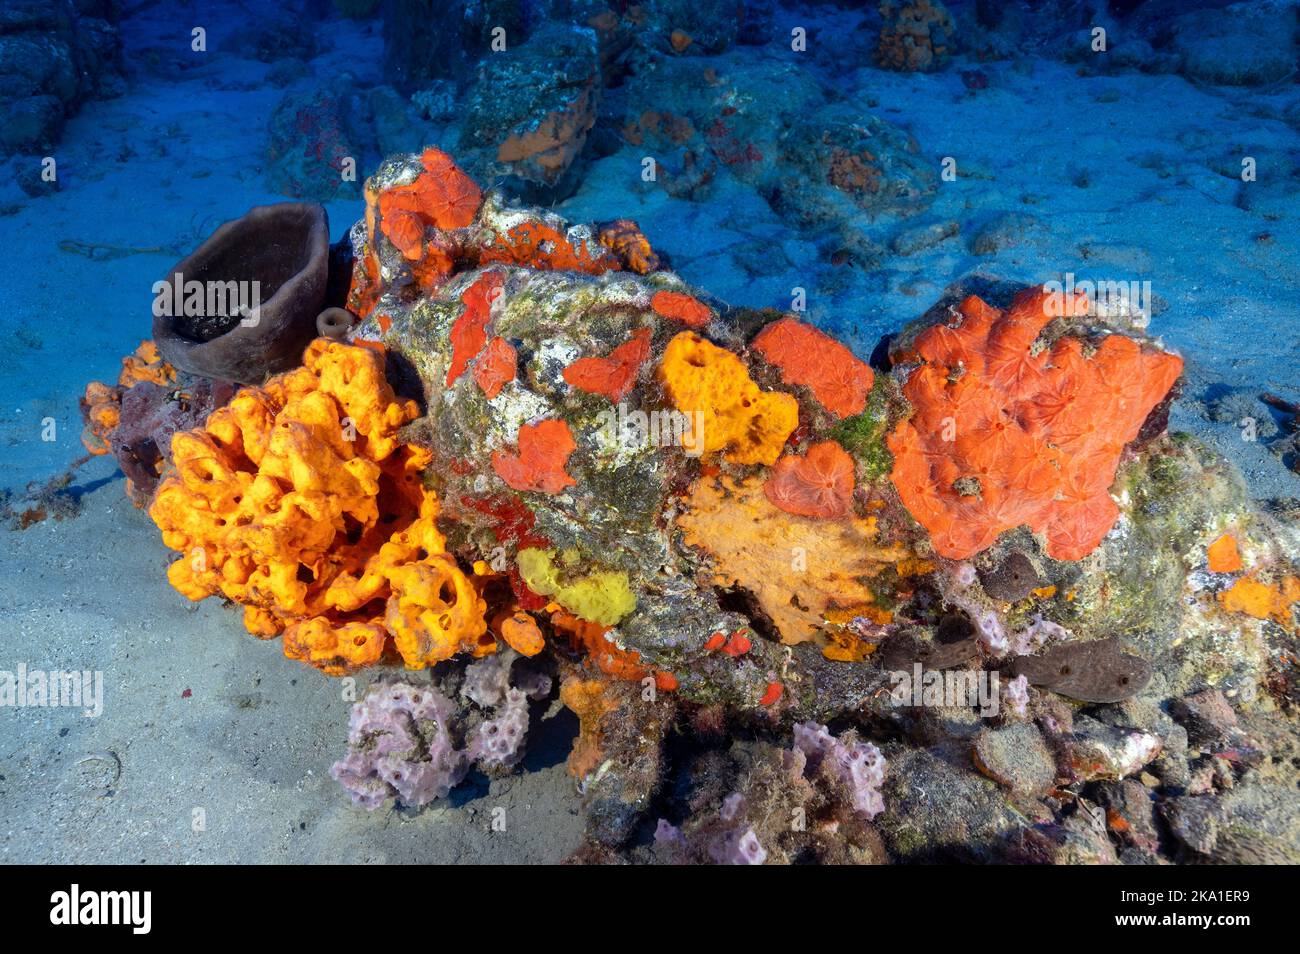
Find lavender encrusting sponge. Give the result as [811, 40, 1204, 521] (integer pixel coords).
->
[331, 650, 553, 809]
[790, 721, 887, 819]
[330, 681, 468, 810]
[461, 649, 551, 770]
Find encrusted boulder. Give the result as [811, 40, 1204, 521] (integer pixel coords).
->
[1167, 6, 1298, 87]
[265, 85, 370, 201]
[0, 0, 123, 156]
[459, 23, 602, 201]
[120, 149, 1300, 862]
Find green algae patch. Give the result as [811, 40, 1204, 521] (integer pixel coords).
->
[831, 378, 893, 480]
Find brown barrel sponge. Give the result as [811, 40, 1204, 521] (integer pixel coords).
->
[152, 203, 330, 384]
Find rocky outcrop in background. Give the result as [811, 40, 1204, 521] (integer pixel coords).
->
[0, 0, 124, 156]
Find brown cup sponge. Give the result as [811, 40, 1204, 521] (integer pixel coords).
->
[153, 203, 330, 384]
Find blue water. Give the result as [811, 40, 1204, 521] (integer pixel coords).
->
[2, 0, 1298, 499]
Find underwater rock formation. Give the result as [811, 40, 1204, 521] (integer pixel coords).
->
[459, 23, 601, 201]
[265, 86, 368, 201]
[379, 0, 526, 92]
[329, 148, 1205, 716]
[123, 149, 1300, 863]
[0, 0, 124, 156]
[876, 0, 956, 73]
[772, 102, 939, 252]
[613, 47, 937, 259]
[1166, 5, 1298, 87]
[152, 202, 331, 385]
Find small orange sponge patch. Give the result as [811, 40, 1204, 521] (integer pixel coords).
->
[888, 290, 1183, 561]
[80, 340, 177, 455]
[651, 290, 711, 328]
[1218, 575, 1300, 627]
[752, 317, 873, 418]
[1207, 533, 1244, 573]
[563, 327, 652, 402]
[491, 418, 578, 494]
[447, 272, 504, 386]
[658, 331, 799, 466]
[473, 336, 518, 399]
[764, 440, 856, 519]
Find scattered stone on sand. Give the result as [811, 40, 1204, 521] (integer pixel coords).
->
[972, 722, 1057, 797]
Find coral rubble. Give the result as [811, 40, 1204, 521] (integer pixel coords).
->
[459, 23, 601, 200]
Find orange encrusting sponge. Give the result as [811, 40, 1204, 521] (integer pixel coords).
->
[887, 290, 1183, 561]
[377, 147, 482, 261]
[752, 317, 874, 419]
[80, 340, 177, 455]
[658, 331, 798, 466]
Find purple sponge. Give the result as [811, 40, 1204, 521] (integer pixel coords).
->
[331, 651, 554, 810]
[792, 721, 887, 819]
[330, 682, 468, 810]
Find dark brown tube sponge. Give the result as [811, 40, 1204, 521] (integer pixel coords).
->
[152, 203, 330, 384]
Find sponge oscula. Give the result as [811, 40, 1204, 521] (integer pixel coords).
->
[657, 332, 798, 466]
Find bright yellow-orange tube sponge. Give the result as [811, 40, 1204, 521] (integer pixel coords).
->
[149, 338, 488, 674]
[657, 331, 798, 466]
